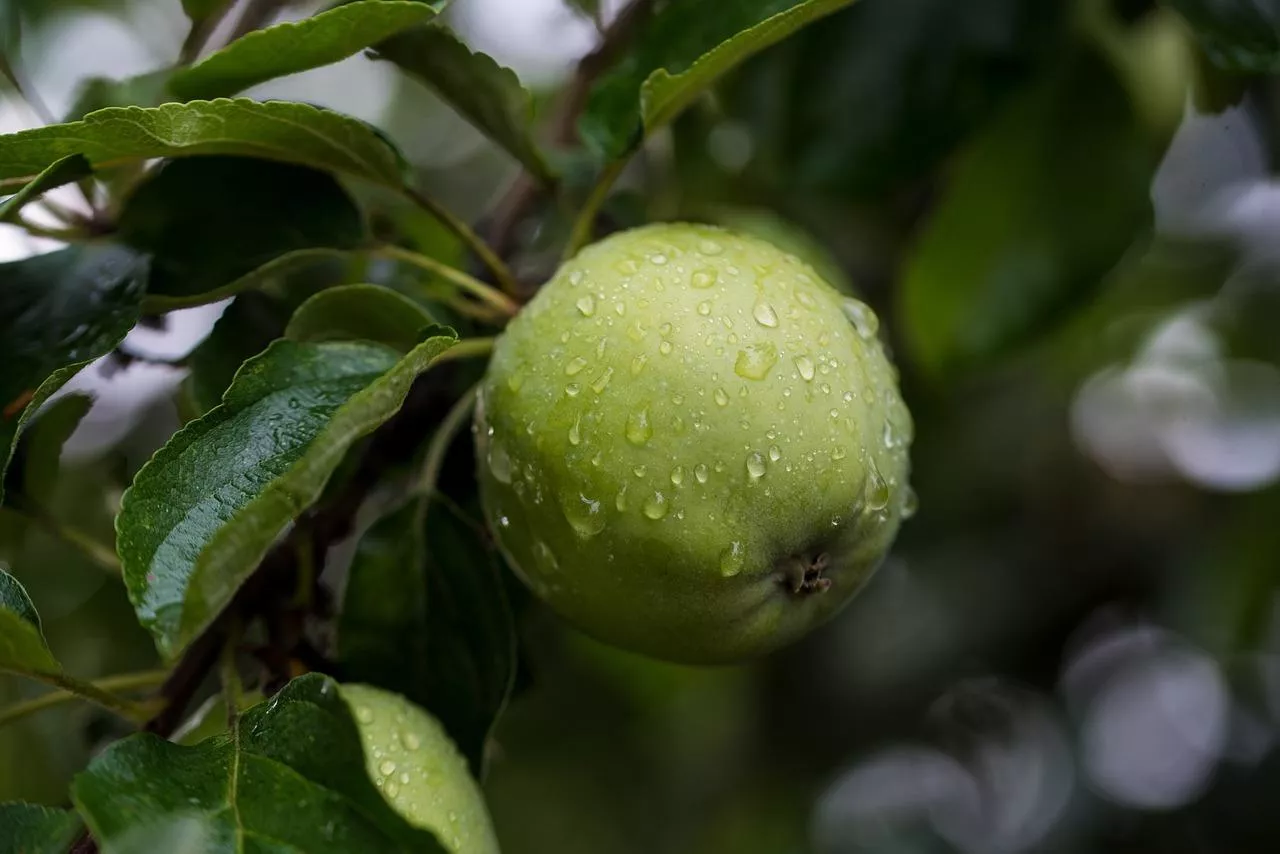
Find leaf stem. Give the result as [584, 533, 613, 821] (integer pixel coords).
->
[5, 668, 166, 725]
[414, 384, 479, 499]
[0, 505, 121, 575]
[403, 187, 521, 296]
[0, 669, 169, 728]
[219, 619, 243, 728]
[378, 244, 520, 318]
[437, 336, 496, 365]
[564, 157, 627, 260]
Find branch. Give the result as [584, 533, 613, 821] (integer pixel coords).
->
[486, 0, 656, 258]
[0, 669, 168, 728]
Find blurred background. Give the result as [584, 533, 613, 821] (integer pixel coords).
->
[5, 0, 1280, 852]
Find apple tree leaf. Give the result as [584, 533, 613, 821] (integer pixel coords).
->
[0, 154, 92, 222]
[286, 283, 437, 352]
[72, 673, 447, 853]
[170, 1, 439, 100]
[117, 331, 458, 659]
[0, 568, 60, 677]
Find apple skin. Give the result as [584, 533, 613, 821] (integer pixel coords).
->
[475, 222, 913, 664]
[340, 683, 500, 854]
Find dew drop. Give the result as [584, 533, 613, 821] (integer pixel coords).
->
[670, 466, 685, 486]
[565, 382, 581, 397]
[795, 355, 815, 382]
[866, 463, 890, 511]
[842, 298, 879, 338]
[561, 492, 606, 538]
[820, 383, 832, 395]
[404, 733, 420, 750]
[768, 445, 782, 462]
[506, 371, 525, 392]
[488, 439, 513, 484]
[902, 485, 919, 519]
[615, 484, 628, 512]
[734, 343, 778, 380]
[576, 294, 596, 317]
[591, 367, 614, 394]
[385, 781, 400, 798]
[832, 445, 847, 461]
[568, 415, 582, 446]
[843, 391, 854, 403]
[697, 300, 712, 316]
[694, 463, 709, 484]
[633, 465, 647, 478]
[631, 354, 648, 375]
[746, 451, 767, 480]
[616, 258, 639, 275]
[643, 491, 669, 520]
[796, 290, 815, 309]
[650, 253, 669, 266]
[534, 541, 559, 572]
[714, 387, 730, 407]
[564, 357, 587, 376]
[699, 240, 724, 256]
[379, 760, 397, 776]
[357, 706, 373, 724]
[568, 270, 584, 286]
[659, 340, 673, 355]
[719, 542, 745, 577]
[614, 301, 626, 316]
[752, 300, 779, 328]
[626, 408, 653, 445]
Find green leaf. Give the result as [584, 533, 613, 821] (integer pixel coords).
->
[374, 23, 553, 180]
[337, 496, 516, 777]
[117, 156, 365, 304]
[0, 802, 81, 854]
[72, 673, 447, 853]
[0, 245, 148, 504]
[170, 1, 438, 101]
[0, 99, 407, 189]
[182, 0, 227, 22]
[582, 0, 856, 159]
[286, 283, 436, 351]
[185, 293, 292, 416]
[1169, 0, 1280, 72]
[9, 393, 93, 508]
[899, 51, 1156, 378]
[0, 154, 91, 222]
[118, 332, 458, 659]
[0, 568, 59, 677]
[63, 71, 174, 121]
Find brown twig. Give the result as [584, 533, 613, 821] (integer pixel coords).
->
[227, 0, 290, 44]
[178, 0, 239, 63]
[486, 0, 656, 258]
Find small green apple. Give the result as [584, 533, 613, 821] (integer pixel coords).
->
[475, 223, 913, 663]
[340, 683, 499, 854]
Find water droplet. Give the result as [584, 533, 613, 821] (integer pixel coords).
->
[498, 515, 510, 528]
[842, 298, 879, 338]
[882, 421, 896, 449]
[506, 371, 525, 392]
[902, 485, 919, 519]
[866, 464, 890, 511]
[565, 382, 581, 397]
[719, 542, 745, 577]
[714, 387, 730, 407]
[690, 267, 718, 290]
[626, 408, 653, 445]
[404, 733, 420, 750]
[843, 391, 854, 403]
[697, 300, 712, 316]
[633, 465, 647, 478]
[829, 409, 839, 419]
[616, 258, 639, 275]
[752, 300, 779, 328]
[400, 772, 411, 785]
[795, 355, 815, 381]
[650, 253, 669, 266]
[768, 445, 782, 462]
[670, 466, 685, 486]
[699, 240, 724, 256]
[385, 781, 400, 798]
[568, 270, 584, 286]
[596, 338, 607, 359]
[488, 439, 512, 484]
[796, 290, 815, 309]
[832, 445, 847, 461]
[614, 301, 626, 316]
[820, 383, 831, 395]
[568, 416, 582, 446]
[659, 340, 673, 355]
[357, 706, 373, 724]
[534, 541, 559, 572]
[694, 463, 709, 484]
[735, 343, 778, 380]
[565, 357, 587, 376]
[591, 367, 614, 394]
[379, 760, 397, 776]
[576, 294, 596, 317]
[562, 492, 606, 538]
[631, 353, 648, 375]
[746, 451, 767, 480]
[643, 491, 669, 520]
[615, 484, 628, 512]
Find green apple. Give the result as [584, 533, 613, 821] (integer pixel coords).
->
[475, 223, 913, 663]
[340, 683, 500, 854]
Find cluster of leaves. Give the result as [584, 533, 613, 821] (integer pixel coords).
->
[0, 0, 882, 850]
